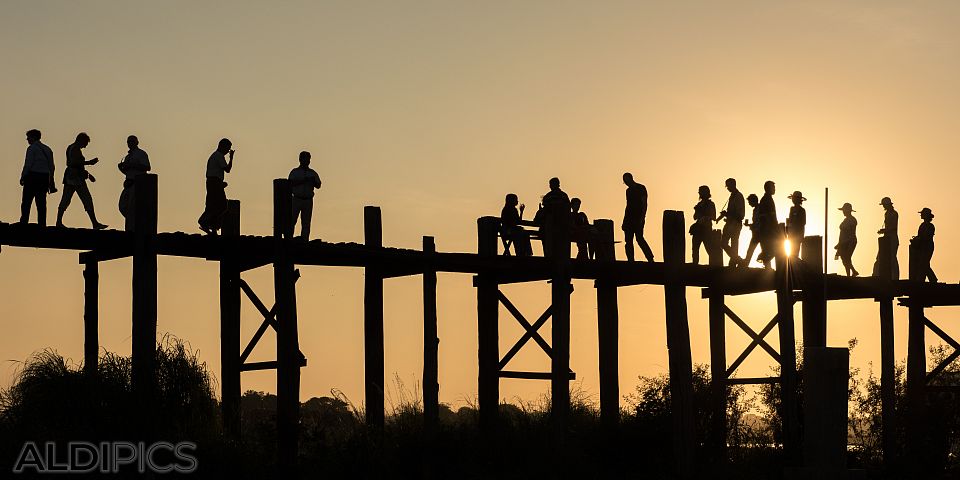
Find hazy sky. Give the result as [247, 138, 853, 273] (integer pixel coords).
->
[2, 1, 960, 408]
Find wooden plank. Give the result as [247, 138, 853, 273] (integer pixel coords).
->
[364, 206, 385, 432]
[662, 210, 696, 480]
[499, 370, 575, 380]
[726, 377, 780, 385]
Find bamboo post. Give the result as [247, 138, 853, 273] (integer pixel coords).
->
[274, 180, 300, 472]
[662, 210, 695, 479]
[131, 173, 158, 399]
[364, 206, 385, 432]
[594, 219, 620, 429]
[220, 200, 241, 439]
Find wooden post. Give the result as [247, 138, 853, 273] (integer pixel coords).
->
[422, 236, 439, 436]
[662, 211, 695, 479]
[220, 200, 241, 439]
[802, 347, 850, 472]
[877, 236, 896, 466]
[594, 219, 620, 429]
[83, 260, 99, 376]
[131, 173, 158, 399]
[707, 227, 726, 461]
[551, 206, 572, 433]
[476, 217, 499, 441]
[364, 206, 385, 431]
[801, 236, 826, 349]
[776, 253, 800, 465]
[906, 242, 927, 469]
[274, 180, 300, 472]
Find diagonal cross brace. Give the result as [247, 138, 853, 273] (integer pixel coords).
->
[924, 316, 960, 385]
[725, 306, 781, 379]
[237, 277, 305, 366]
[496, 291, 573, 375]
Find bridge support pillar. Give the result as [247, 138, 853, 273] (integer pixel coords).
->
[131, 173, 158, 401]
[707, 231, 726, 463]
[422, 236, 439, 445]
[274, 180, 300, 473]
[594, 219, 620, 431]
[776, 253, 801, 466]
[83, 260, 98, 376]
[364, 206, 385, 433]
[476, 217, 499, 444]
[220, 200, 241, 439]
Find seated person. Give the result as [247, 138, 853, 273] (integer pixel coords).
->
[500, 193, 532, 256]
[571, 198, 595, 259]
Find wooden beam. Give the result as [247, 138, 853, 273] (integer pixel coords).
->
[498, 306, 553, 369]
[83, 261, 98, 376]
[364, 206, 385, 432]
[499, 370, 575, 380]
[131, 174, 158, 401]
[707, 237, 726, 461]
[726, 308, 782, 366]
[220, 200, 241, 440]
[550, 205, 572, 434]
[725, 377, 780, 385]
[775, 254, 800, 466]
[422, 236, 439, 439]
[274, 180, 300, 474]
[594, 219, 620, 429]
[662, 210, 695, 479]
[476, 217, 500, 442]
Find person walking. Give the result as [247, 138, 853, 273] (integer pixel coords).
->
[19, 129, 56, 226]
[911, 207, 937, 283]
[717, 178, 745, 266]
[834, 203, 859, 277]
[56, 132, 107, 229]
[740, 194, 761, 267]
[117, 135, 151, 231]
[872, 196, 899, 279]
[198, 138, 234, 235]
[621, 172, 655, 262]
[691, 185, 717, 265]
[288, 151, 322, 240]
[756, 181, 779, 269]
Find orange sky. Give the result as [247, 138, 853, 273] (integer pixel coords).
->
[2, 2, 960, 407]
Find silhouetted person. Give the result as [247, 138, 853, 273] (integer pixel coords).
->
[834, 203, 859, 277]
[690, 185, 716, 265]
[756, 181, 779, 269]
[786, 191, 806, 258]
[500, 193, 532, 256]
[911, 207, 937, 283]
[872, 196, 899, 279]
[716, 177, 745, 266]
[198, 138, 234, 235]
[19, 129, 56, 226]
[621, 172, 654, 262]
[117, 135, 151, 231]
[56, 132, 107, 229]
[535, 177, 571, 257]
[289, 151, 322, 240]
[740, 194, 761, 267]
[571, 198, 594, 259]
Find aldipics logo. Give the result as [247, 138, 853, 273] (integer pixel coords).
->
[12, 441, 198, 474]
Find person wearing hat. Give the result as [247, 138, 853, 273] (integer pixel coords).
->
[872, 196, 899, 279]
[786, 191, 806, 258]
[756, 180, 779, 269]
[911, 207, 937, 282]
[690, 185, 717, 264]
[834, 203, 859, 277]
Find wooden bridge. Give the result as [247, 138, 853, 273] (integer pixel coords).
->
[2, 173, 958, 476]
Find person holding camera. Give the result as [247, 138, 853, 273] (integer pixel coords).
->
[56, 132, 107, 229]
[198, 138, 235, 235]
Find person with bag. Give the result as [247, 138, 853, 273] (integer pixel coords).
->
[198, 138, 235, 235]
[56, 132, 108, 229]
[19, 129, 56, 226]
[117, 135, 151, 231]
[691, 185, 717, 264]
